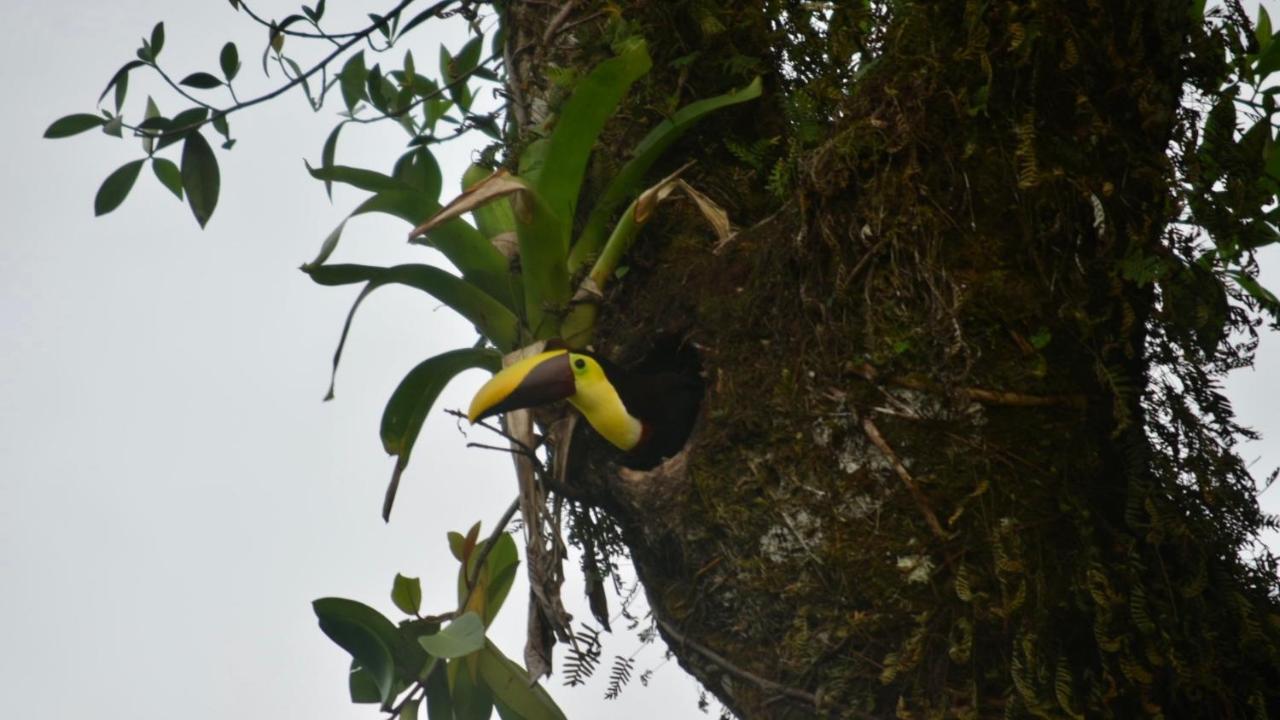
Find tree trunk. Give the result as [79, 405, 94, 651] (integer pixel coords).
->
[508, 1, 1280, 717]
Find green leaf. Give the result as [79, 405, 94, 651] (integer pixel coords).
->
[445, 36, 484, 111]
[150, 22, 165, 58]
[220, 42, 240, 80]
[180, 72, 223, 89]
[314, 598, 400, 705]
[302, 219, 346, 271]
[479, 534, 518, 626]
[378, 348, 501, 519]
[450, 659, 494, 720]
[94, 159, 145, 216]
[477, 644, 566, 720]
[181, 131, 220, 227]
[306, 162, 403, 193]
[366, 63, 388, 113]
[152, 158, 183, 199]
[318, 122, 345, 199]
[392, 574, 423, 616]
[423, 663, 453, 719]
[393, 148, 442, 200]
[529, 38, 651, 230]
[340, 52, 368, 111]
[419, 612, 485, 659]
[349, 659, 383, 703]
[303, 262, 516, 384]
[154, 107, 210, 151]
[44, 113, 106, 138]
[99, 60, 144, 106]
[462, 164, 516, 239]
[570, 76, 763, 270]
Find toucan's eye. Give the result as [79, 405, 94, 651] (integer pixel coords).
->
[574, 358, 587, 370]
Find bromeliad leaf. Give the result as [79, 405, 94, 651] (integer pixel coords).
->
[305, 162, 403, 193]
[527, 38, 652, 231]
[570, 76, 763, 270]
[303, 263, 520, 366]
[379, 347, 501, 520]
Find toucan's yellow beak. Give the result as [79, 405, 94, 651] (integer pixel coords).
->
[468, 349, 575, 423]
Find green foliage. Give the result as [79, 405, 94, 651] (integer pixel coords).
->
[317, 526, 561, 720]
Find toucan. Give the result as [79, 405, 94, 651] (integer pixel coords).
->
[467, 348, 702, 469]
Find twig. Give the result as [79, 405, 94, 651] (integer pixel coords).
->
[656, 619, 824, 711]
[119, 0, 443, 138]
[860, 416, 950, 541]
[848, 363, 1086, 409]
[541, 0, 581, 45]
[384, 495, 520, 720]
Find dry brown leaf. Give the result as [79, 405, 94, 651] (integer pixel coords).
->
[408, 169, 532, 240]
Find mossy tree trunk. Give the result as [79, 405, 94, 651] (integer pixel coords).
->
[508, 1, 1280, 717]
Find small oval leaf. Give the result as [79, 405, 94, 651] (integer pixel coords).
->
[220, 42, 240, 80]
[152, 158, 184, 199]
[179, 72, 223, 89]
[94, 159, 146, 216]
[180, 131, 220, 227]
[391, 574, 423, 616]
[44, 113, 106, 139]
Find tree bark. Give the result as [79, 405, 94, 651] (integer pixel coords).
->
[508, 1, 1280, 717]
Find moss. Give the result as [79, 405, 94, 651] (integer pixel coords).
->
[513, 0, 1280, 717]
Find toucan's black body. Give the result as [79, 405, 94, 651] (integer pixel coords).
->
[594, 354, 703, 469]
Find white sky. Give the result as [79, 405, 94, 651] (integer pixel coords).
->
[1, 2, 1276, 720]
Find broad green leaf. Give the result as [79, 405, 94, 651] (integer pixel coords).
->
[349, 659, 382, 704]
[447, 531, 467, 561]
[477, 644, 566, 720]
[149, 22, 165, 58]
[392, 574, 423, 616]
[306, 162, 402, 193]
[529, 38, 651, 231]
[44, 113, 106, 138]
[94, 159, 145, 216]
[478, 534, 518, 626]
[423, 662, 453, 719]
[570, 76, 763, 270]
[450, 659, 494, 720]
[220, 42, 240, 80]
[1260, 9, 1274, 54]
[401, 696, 421, 720]
[419, 612, 485, 659]
[340, 52, 368, 111]
[180, 72, 223, 89]
[378, 348, 500, 520]
[314, 598, 400, 704]
[152, 158, 183, 199]
[180, 131, 220, 227]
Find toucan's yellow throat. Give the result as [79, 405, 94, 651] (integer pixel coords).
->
[468, 349, 645, 452]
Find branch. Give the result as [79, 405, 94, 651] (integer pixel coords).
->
[860, 416, 950, 541]
[122, 0, 451, 138]
[655, 619, 829, 713]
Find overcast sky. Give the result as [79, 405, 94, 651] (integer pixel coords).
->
[1, 3, 1277, 720]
